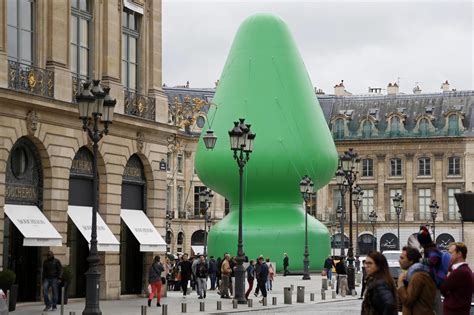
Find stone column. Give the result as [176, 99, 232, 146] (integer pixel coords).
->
[0, 0, 7, 88]
[465, 149, 474, 192]
[434, 152, 444, 221]
[376, 154, 386, 220]
[405, 153, 414, 221]
[45, 0, 72, 103]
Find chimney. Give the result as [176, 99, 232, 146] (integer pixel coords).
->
[314, 87, 325, 95]
[387, 82, 399, 95]
[441, 80, 450, 92]
[413, 85, 421, 94]
[334, 80, 351, 96]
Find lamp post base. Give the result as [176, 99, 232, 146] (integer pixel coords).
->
[302, 252, 311, 280]
[347, 247, 355, 292]
[234, 255, 247, 304]
[82, 267, 102, 315]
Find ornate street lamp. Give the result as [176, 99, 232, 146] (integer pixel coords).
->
[429, 199, 439, 240]
[336, 206, 345, 257]
[165, 212, 172, 254]
[335, 148, 360, 292]
[76, 80, 116, 315]
[352, 185, 363, 257]
[299, 175, 314, 280]
[203, 129, 217, 150]
[368, 210, 378, 250]
[199, 188, 214, 256]
[392, 192, 404, 250]
[228, 118, 255, 304]
[329, 216, 337, 258]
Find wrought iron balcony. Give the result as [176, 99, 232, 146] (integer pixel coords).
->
[72, 74, 88, 103]
[8, 60, 54, 98]
[124, 89, 156, 120]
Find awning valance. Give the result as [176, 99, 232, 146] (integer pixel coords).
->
[123, 0, 144, 15]
[121, 209, 167, 252]
[68, 206, 120, 252]
[4, 204, 62, 246]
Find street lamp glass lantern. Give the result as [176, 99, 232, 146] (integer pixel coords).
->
[102, 87, 116, 123]
[341, 153, 351, 172]
[430, 200, 439, 216]
[308, 179, 315, 194]
[369, 210, 377, 224]
[392, 193, 401, 208]
[244, 129, 256, 153]
[90, 80, 106, 115]
[228, 122, 243, 150]
[299, 176, 308, 194]
[203, 129, 217, 150]
[336, 168, 345, 185]
[76, 82, 95, 119]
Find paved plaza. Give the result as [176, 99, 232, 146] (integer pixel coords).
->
[14, 275, 360, 314]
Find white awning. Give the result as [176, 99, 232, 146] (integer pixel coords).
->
[123, 0, 144, 15]
[4, 205, 62, 247]
[191, 245, 205, 256]
[121, 209, 167, 252]
[67, 206, 120, 252]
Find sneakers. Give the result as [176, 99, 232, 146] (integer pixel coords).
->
[157, 302, 161, 307]
[254, 292, 258, 297]
[198, 296, 203, 299]
[148, 299, 151, 307]
[43, 306, 51, 311]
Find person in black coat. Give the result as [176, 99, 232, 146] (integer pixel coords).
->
[283, 253, 289, 276]
[178, 254, 193, 297]
[208, 256, 217, 290]
[257, 256, 268, 303]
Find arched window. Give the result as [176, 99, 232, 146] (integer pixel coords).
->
[390, 116, 400, 136]
[448, 114, 459, 136]
[334, 118, 345, 139]
[177, 232, 184, 245]
[419, 118, 429, 136]
[362, 121, 372, 138]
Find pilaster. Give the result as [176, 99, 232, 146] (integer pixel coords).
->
[405, 153, 414, 221]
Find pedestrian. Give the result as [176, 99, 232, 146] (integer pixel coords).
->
[245, 260, 256, 300]
[283, 253, 289, 276]
[257, 256, 268, 303]
[229, 256, 236, 296]
[397, 246, 436, 315]
[324, 255, 335, 280]
[191, 255, 200, 292]
[216, 257, 222, 292]
[361, 251, 398, 315]
[266, 260, 274, 291]
[335, 258, 347, 295]
[178, 253, 192, 298]
[147, 255, 165, 307]
[440, 242, 473, 315]
[42, 251, 62, 312]
[359, 260, 367, 299]
[196, 255, 209, 299]
[254, 256, 262, 297]
[220, 254, 232, 299]
[208, 256, 217, 290]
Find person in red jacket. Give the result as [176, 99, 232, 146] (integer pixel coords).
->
[440, 242, 473, 315]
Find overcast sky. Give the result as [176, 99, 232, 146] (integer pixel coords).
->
[162, 0, 473, 95]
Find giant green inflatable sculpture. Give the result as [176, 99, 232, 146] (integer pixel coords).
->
[195, 14, 338, 272]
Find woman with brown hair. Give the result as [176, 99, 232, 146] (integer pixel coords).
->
[361, 251, 398, 315]
[147, 255, 164, 307]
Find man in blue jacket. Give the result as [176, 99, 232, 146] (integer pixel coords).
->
[257, 256, 268, 303]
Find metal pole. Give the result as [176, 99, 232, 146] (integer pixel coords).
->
[340, 189, 345, 258]
[347, 182, 355, 292]
[461, 219, 464, 242]
[397, 213, 400, 250]
[302, 200, 311, 280]
[355, 204, 359, 257]
[83, 113, 102, 315]
[433, 217, 436, 240]
[204, 206, 207, 257]
[234, 154, 246, 304]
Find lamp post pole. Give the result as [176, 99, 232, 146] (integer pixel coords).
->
[228, 119, 256, 304]
[392, 193, 404, 250]
[369, 210, 378, 251]
[165, 212, 172, 254]
[200, 189, 214, 257]
[430, 200, 439, 240]
[335, 148, 360, 292]
[299, 175, 314, 280]
[76, 80, 116, 315]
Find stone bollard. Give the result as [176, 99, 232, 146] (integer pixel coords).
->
[332, 291, 336, 299]
[284, 287, 292, 304]
[291, 284, 294, 292]
[310, 293, 315, 301]
[330, 279, 335, 289]
[356, 273, 361, 284]
[69, 312, 76, 315]
[322, 278, 328, 291]
[217, 301, 222, 310]
[181, 302, 187, 313]
[352, 289, 357, 297]
[200, 302, 205, 312]
[162, 304, 168, 315]
[272, 297, 277, 305]
[233, 299, 238, 309]
[321, 290, 326, 300]
[342, 289, 346, 298]
[248, 299, 253, 307]
[141, 305, 148, 315]
[297, 286, 305, 303]
[262, 297, 267, 306]
[60, 287, 64, 315]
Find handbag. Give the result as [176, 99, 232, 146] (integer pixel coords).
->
[146, 284, 152, 294]
[321, 269, 328, 277]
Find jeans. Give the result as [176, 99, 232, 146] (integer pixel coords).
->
[266, 279, 272, 290]
[210, 273, 217, 290]
[43, 278, 59, 307]
[196, 277, 207, 297]
[220, 275, 230, 297]
[245, 278, 254, 299]
[180, 279, 189, 296]
[327, 268, 333, 280]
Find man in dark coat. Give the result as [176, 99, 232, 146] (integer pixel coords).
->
[323, 255, 335, 280]
[178, 254, 193, 298]
[257, 256, 268, 303]
[42, 251, 62, 312]
[440, 242, 474, 315]
[208, 256, 217, 290]
[283, 253, 289, 276]
[335, 258, 347, 295]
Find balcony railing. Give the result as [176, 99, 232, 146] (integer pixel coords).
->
[124, 89, 156, 120]
[8, 60, 54, 98]
[72, 74, 88, 102]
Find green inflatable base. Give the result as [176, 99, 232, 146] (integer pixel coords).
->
[207, 204, 331, 272]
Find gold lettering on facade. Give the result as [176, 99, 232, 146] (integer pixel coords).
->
[124, 166, 141, 178]
[71, 159, 92, 173]
[5, 186, 38, 201]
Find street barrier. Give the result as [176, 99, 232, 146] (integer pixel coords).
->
[262, 297, 267, 306]
[322, 278, 328, 290]
[200, 301, 205, 312]
[284, 287, 292, 304]
[272, 297, 277, 305]
[141, 305, 147, 315]
[310, 293, 315, 301]
[248, 299, 253, 307]
[297, 286, 305, 303]
[69, 312, 76, 315]
[330, 279, 335, 289]
[332, 291, 336, 299]
[233, 299, 238, 309]
[321, 291, 326, 300]
[162, 304, 168, 315]
[217, 301, 222, 310]
[181, 302, 187, 313]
